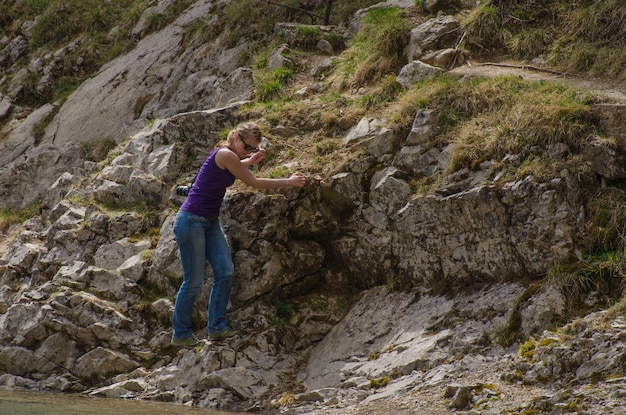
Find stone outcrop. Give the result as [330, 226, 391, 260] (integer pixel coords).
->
[0, 93, 621, 410]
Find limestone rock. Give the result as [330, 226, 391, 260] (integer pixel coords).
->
[396, 61, 442, 88]
[72, 347, 139, 380]
[405, 15, 460, 62]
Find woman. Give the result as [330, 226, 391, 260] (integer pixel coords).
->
[171, 122, 306, 347]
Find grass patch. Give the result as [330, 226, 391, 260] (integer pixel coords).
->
[254, 67, 295, 102]
[461, 3, 503, 56]
[384, 73, 455, 126]
[218, 0, 381, 48]
[518, 339, 536, 358]
[548, 248, 626, 311]
[267, 166, 291, 179]
[385, 74, 597, 180]
[351, 7, 410, 85]
[24, 0, 146, 48]
[507, 28, 549, 59]
[81, 137, 118, 162]
[295, 25, 321, 50]
[370, 376, 391, 389]
[0, 202, 43, 233]
[220, 0, 294, 48]
[432, 77, 593, 175]
[546, 187, 626, 310]
[461, 0, 626, 79]
[143, 0, 196, 33]
[252, 43, 295, 103]
[330, 6, 410, 88]
[183, 18, 212, 45]
[359, 75, 403, 109]
[266, 298, 294, 328]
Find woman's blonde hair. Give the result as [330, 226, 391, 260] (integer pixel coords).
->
[217, 122, 262, 148]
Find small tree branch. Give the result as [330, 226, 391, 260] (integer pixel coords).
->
[267, 0, 324, 22]
[476, 62, 570, 76]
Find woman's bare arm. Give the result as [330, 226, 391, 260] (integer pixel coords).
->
[216, 148, 306, 189]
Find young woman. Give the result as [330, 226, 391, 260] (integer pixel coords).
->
[171, 122, 306, 347]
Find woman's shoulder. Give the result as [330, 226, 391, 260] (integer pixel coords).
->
[214, 146, 235, 158]
[214, 146, 238, 169]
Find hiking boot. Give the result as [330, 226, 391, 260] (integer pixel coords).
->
[170, 335, 202, 348]
[208, 328, 240, 341]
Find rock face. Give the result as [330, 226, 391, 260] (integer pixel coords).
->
[0, 1, 625, 414]
[46, 0, 255, 148]
[0, 98, 620, 410]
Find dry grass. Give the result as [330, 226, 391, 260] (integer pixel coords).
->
[247, 39, 604, 185]
[506, 28, 549, 59]
[461, 3, 505, 56]
[382, 72, 598, 179]
[548, 253, 626, 310]
[584, 188, 626, 255]
[464, 0, 626, 79]
[439, 78, 595, 174]
[449, 98, 592, 168]
[236, 95, 366, 179]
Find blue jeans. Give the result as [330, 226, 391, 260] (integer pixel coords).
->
[172, 210, 234, 339]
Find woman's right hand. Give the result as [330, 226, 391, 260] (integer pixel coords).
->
[289, 173, 307, 188]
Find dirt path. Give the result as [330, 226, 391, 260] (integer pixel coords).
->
[450, 60, 626, 103]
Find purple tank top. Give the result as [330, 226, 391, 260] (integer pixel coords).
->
[180, 148, 236, 218]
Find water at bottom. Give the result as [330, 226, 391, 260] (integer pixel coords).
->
[0, 388, 249, 415]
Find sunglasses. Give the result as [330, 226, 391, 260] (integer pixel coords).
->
[239, 135, 259, 153]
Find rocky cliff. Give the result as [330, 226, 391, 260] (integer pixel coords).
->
[1, 0, 625, 413]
